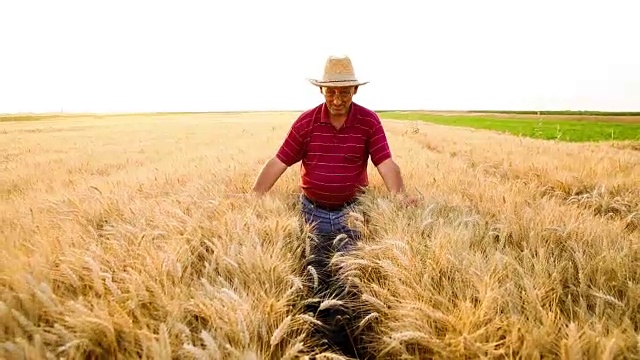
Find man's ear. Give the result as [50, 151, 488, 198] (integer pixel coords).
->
[353, 86, 359, 95]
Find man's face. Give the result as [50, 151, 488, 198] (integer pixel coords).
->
[322, 86, 357, 117]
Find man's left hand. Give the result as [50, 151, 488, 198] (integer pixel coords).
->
[393, 192, 421, 207]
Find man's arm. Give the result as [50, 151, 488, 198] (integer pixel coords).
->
[251, 156, 289, 194]
[251, 117, 307, 194]
[376, 157, 405, 194]
[367, 116, 413, 200]
[368, 118, 405, 194]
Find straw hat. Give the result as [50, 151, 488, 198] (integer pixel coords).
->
[307, 55, 369, 87]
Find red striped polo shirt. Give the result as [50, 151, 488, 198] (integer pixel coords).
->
[276, 102, 392, 209]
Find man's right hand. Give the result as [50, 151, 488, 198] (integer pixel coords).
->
[251, 156, 288, 194]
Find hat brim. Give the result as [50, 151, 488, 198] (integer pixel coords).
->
[307, 79, 369, 87]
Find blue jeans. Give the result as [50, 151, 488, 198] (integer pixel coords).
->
[300, 194, 362, 295]
[300, 194, 361, 253]
[299, 194, 365, 355]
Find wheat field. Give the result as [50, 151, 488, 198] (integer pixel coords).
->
[1, 112, 639, 359]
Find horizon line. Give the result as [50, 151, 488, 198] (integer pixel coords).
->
[2, 108, 640, 117]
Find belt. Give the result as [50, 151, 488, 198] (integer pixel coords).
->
[302, 194, 357, 211]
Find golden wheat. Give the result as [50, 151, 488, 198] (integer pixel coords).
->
[1, 112, 639, 359]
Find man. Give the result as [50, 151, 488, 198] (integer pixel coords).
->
[251, 55, 412, 357]
[251, 55, 412, 247]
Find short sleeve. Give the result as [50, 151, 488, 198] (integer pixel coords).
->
[275, 116, 309, 166]
[368, 118, 392, 166]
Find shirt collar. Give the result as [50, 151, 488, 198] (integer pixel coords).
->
[320, 102, 357, 127]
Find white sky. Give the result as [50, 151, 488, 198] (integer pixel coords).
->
[1, 0, 638, 113]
